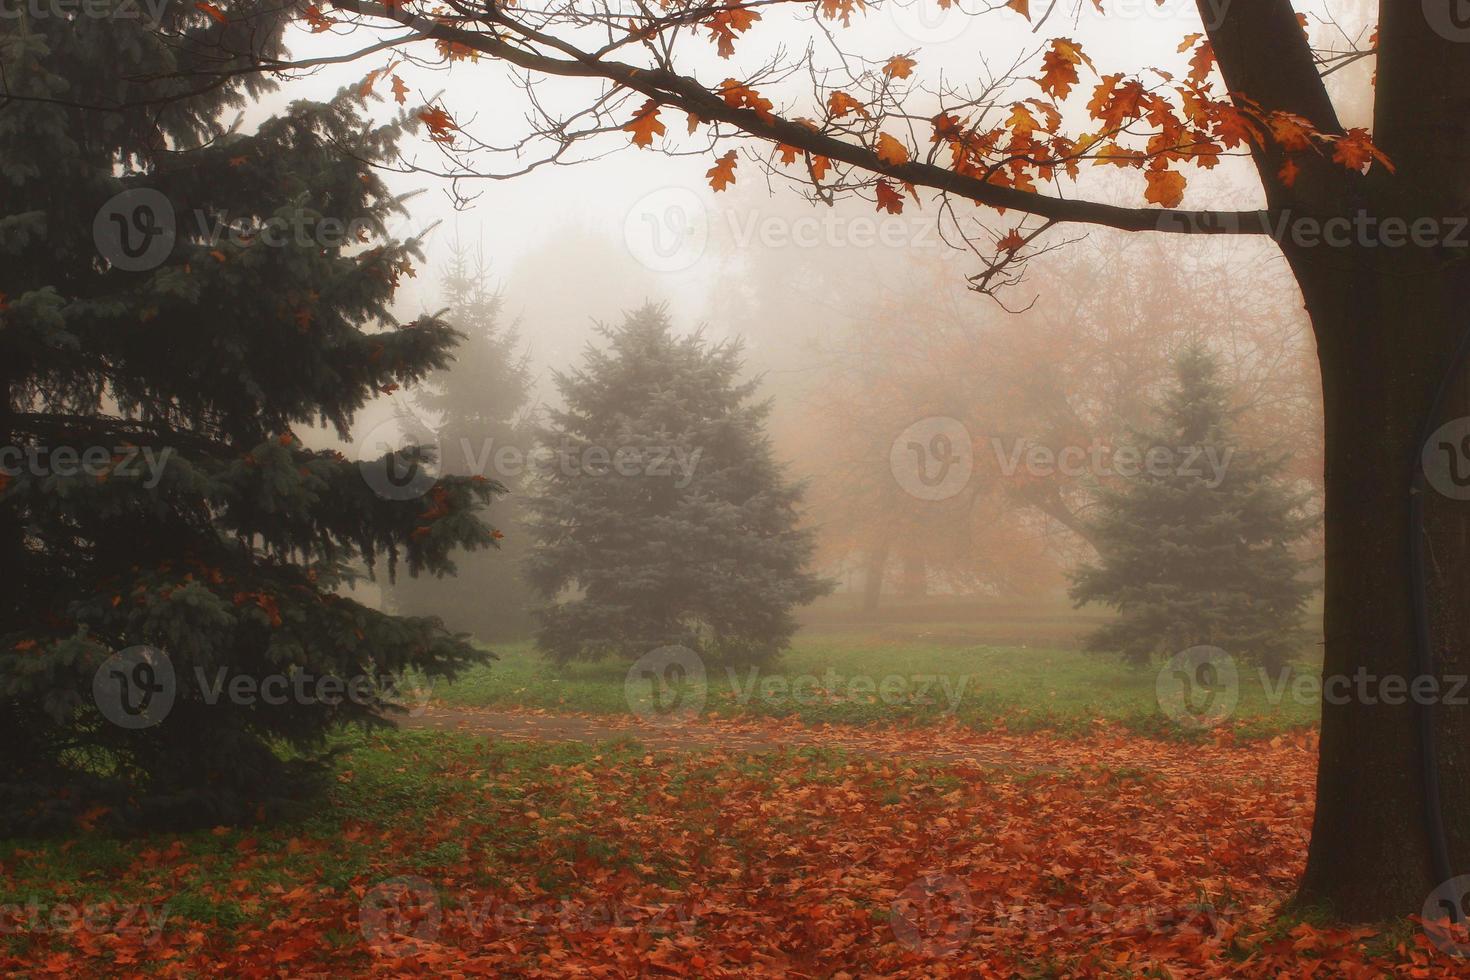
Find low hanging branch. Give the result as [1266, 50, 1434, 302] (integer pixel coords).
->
[328, 0, 1273, 237]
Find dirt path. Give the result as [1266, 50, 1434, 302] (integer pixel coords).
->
[393, 703, 1317, 779]
[394, 703, 1055, 768]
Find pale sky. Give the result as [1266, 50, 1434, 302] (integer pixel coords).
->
[256, 0, 1369, 450]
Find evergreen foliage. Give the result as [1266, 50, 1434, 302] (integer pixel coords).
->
[527, 305, 830, 666]
[1070, 348, 1316, 674]
[0, 6, 500, 831]
[389, 247, 537, 640]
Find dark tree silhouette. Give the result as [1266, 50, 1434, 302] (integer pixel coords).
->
[0, 10, 499, 830]
[1071, 347, 1316, 678]
[527, 305, 830, 665]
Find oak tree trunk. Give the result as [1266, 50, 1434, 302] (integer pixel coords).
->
[860, 538, 890, 613]
[1203, 0, 1470, 921]
[1291, 246, 1470, 919]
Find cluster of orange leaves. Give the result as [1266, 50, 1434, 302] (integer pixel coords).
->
[6, 719, 1464, 977]
[411, 486, 453, 540]
[231, 590, 283, 627]
[292, 0, 1391, 219]
[609, 4, 1391, 221]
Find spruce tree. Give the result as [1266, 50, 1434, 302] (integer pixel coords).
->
[389, 246, 537, 640]
[0, 7, 500, 830]
[526, 305, 830, 666]
[1069, 347, 1316, 676]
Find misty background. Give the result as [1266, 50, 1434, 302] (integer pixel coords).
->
[273, 0, 1375, 625]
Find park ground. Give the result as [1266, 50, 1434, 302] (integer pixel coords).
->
[3, 597, 1467, 977]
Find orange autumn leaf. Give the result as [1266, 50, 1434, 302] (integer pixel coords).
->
[1187, 39, 1215, 85]
[884, 55, 918, 79]
[875, 133, 909, 166]
[418, 106, 458, 143]
[623, 99, 666, 148]
[195, 1, 226, 22]
[1331, 128, 1394, 173]
[706, 5, 761, 58]
[435, 38, 479, 63]
[1038, 38, 1091, 101]
[931, 111, 963, 141]
[390, 75, 410, 105]
[1278, 157, 1301, 188]
[707, 150, 738, 191]
[1091, 143, 1143, 168]
[1007, 103, 1039, 137]
[302, 4, 332, 30]
[1267, 111, 1316, 153]
[1007, 0, 1029, 19]
[874, 179, 904, 214]
[996, 228, 1026, 253]
[358, 68, 384, 98]
[717, 79, 775, 122]
[827, 91, 870, 120]
[1144, 166, 1187, 208]
[819, 0, 862, 25]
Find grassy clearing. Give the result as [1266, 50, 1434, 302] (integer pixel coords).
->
[426, 628, 1323, 739]
[1, 727, 1416, 977]
[0, 731, 628, 969]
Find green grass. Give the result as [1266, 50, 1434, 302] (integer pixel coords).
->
[1, 726, 1408, 976]
[424, 628, 1323, 739]
[1, 731, 1022, 969]
[0, 730, 620, 944]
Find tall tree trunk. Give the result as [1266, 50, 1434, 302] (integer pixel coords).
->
[1291, 247, 1470, 920]
[860, 538, 890, 613]
[1289, 0, 1470, 922]
[899, 553, 927, 600]
[1201, 0, 1470, 921]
